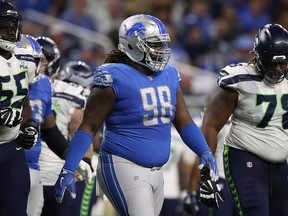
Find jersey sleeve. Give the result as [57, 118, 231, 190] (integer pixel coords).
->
[92, 65, 113, 88]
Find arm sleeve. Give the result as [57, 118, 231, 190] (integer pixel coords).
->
[63, 130, 94, 172]
[179, 122, 211, 157]
[41, 125, 68, 159]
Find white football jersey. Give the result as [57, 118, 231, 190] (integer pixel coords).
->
[39, 79, 88, 185]
[0, 48, 36, 144]
[218, 62, 288, 163]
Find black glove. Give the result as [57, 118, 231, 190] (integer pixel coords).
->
[17, 119, 39, 149]
[183, 191, 199, 216]
[199, 162, 224, 209]
[0, 107, 22, 127]
[82, 157, 94, 172]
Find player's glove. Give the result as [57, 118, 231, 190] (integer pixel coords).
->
[199, 151, 218, 181]
[54, 168, 76, 203]
[76, 158, 93, 183]
[183, 191, 199, 216]
[0, 107, 22, 127]
[17, 119, 39, 149]
[199, 162, 224, 209]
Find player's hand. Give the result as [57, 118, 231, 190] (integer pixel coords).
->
[199, 151, 218, 181]
[199, 162, 224, 209]
[183, 191, 199, 216]
[76, 158, 93, 183]
[54, 168, 76, 203]
[0, 107, 22, 127]
[17, 119, 39, 149]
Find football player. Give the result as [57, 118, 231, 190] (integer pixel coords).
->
[54, 14, 222, 215]
[36, 37, 94, 216]
[183, 116, 236, 216]
[201, 23, 288, 215]
[0, 2, 38, 215]
[17, 34, 73, 216]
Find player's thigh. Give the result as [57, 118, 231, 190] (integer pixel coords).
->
[27, 168, 44, 216]
[224, 146, 269, 216]
[0, 141, 30, 215]
[97, 154, 157, 216]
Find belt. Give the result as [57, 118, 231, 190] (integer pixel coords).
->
[140, 165, 162, 171]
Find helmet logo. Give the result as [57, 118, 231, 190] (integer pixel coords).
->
[125, 22, 146, 37]
[272, 55, 286, 60]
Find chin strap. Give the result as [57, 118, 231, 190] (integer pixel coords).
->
[0, 39, 16, 51]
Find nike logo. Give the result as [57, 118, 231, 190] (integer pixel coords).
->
[15, 146, 22, 151]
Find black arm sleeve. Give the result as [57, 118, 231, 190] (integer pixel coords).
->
[41, 125, 68, 159]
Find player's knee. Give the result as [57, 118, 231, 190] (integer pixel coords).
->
[238, 178, 268, 208]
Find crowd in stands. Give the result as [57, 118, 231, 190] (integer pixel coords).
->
[12, 0, 288, 87]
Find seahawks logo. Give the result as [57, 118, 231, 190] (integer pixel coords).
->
[125, 22, 146, 37]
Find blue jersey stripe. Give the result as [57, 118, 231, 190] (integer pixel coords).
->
[145, 15, 166, 34]
[219, 74, 263, 87]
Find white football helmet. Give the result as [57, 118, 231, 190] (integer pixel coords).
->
[118, 14, 171, 72]
[18, 34, 45, 78]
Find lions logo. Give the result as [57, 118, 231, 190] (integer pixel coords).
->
[125, 22, 146, 37]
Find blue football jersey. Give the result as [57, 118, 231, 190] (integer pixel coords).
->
[25, 75, 52, 170]
[94, 63, 181, 167]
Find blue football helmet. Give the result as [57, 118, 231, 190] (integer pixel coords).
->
[57, 61, 93, 88]
[18, 34, 45, 77]
[253, 23, 288, 84]
[36, 36, 61, 77]
[118, 14, 171, 72]
[0, 1, 22, 51]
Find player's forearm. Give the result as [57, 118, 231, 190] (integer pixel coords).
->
[22, 96, 33, 123]
[41, 125, 68, 159]
[63, 130, 94, 172]
[201, 127, 218, 154]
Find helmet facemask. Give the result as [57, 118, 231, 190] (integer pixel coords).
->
[259, 57, 288, 84]
[136, 32, 171, 71]
[34, 56, 46, 77]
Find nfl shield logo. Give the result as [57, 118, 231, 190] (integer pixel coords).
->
[246, 161, 253, 168]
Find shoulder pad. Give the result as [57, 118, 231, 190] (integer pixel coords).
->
[93, 66, 113, 87]
[217, 63, 262, 88]
[219, 63, 249, 78]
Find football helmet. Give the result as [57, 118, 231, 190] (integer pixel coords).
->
[253, 23, 288, 84]
[118, 14, 171, 72]
[18, 34, 45, 77]
[0, 1, 22, 51]
[35, 36, 60, 77]
[58, 61, 93, 88]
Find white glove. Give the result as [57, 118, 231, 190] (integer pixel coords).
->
[76, 159, 93, 183]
